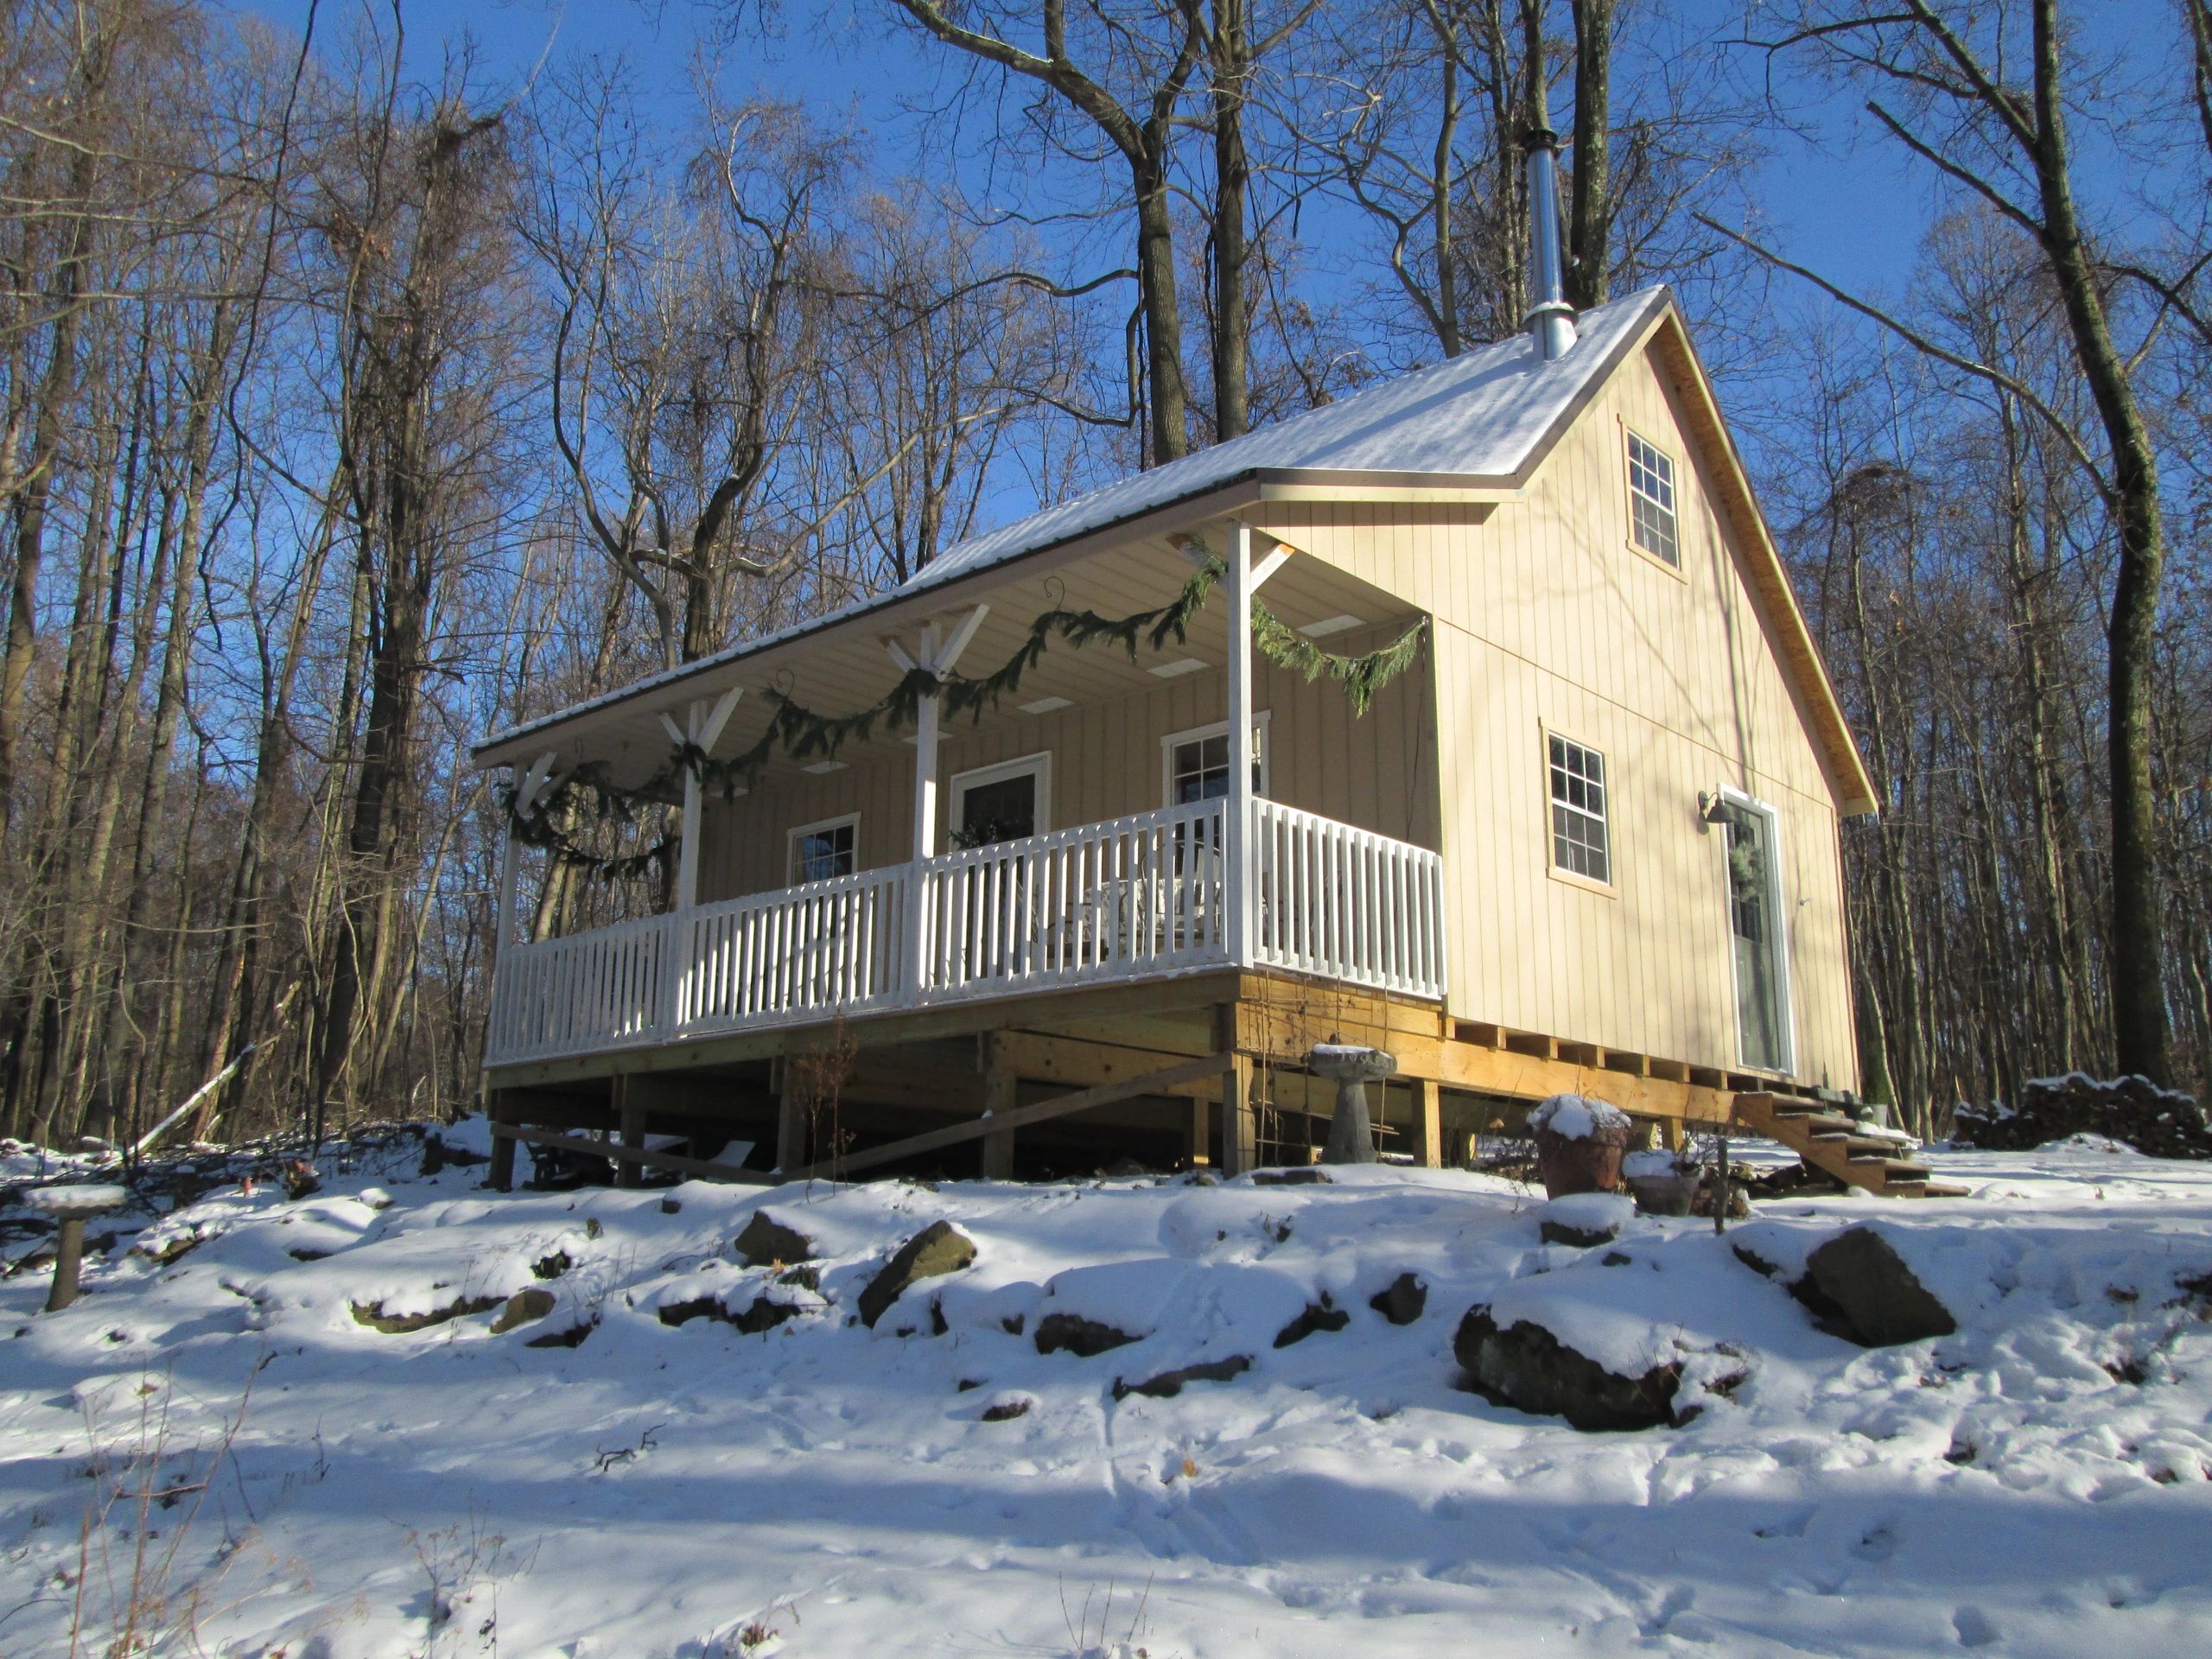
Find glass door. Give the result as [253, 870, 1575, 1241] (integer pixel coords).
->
[1719, 798, 1790, 1072]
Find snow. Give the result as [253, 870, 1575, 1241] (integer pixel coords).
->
[18, 1181, 130, 1216]
[5, 1130, 2212, 1657]
[1535, 1192, 1635, 1236]
[1623, 1148, 1688, 1178]
[1529, 1093, 1633, 1141]
[477, 289, 1671, 765]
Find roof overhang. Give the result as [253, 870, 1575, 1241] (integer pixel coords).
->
[471, 470, 1484, 779]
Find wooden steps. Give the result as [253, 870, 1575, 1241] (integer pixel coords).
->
[1733, 1092, 1967, 1199]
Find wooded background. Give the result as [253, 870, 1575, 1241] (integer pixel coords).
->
[1, 0, 2206, 1149]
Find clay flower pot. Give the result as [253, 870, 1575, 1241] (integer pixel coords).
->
[1528, 1094, 1633, 1198]
[1621, 1148, 1698, 1217]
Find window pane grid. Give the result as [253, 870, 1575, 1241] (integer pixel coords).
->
[1548, 734, 1611, 885]
[1627, 432, 1679, 567]
[789, 821, 856, 884]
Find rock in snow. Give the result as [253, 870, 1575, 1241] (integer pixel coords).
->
[1369, 1271, 1428, 1325]
[1805, 1224, 1960, 1346]
[732, 1208, 816, 1267]
[856, 1218, 976, 1328]
[1453, 1303, 1687, 1431]
[1536, 1192, 1635, 1248]
[5, 1129, 2212, 1657]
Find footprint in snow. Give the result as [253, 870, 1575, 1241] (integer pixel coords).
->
[1852, 1522, 1898, 1563]
[1952, 1605, 2000, 1647]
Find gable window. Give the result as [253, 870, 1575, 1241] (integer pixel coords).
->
[786, 813, 858, 885]
[1548, 734, 1611, 885]
[1626, 430, 1679, 568]
[1161, 714, 1270, 807]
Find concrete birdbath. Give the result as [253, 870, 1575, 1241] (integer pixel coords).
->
[1308, 1039, 1396, 1165]
[22, 1183, 130, 1312]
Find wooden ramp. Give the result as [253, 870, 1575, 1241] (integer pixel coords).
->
[1733, 1092, 1968, 1199]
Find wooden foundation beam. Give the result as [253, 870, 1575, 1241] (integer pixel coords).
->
[774, 1063, 806, 1176]
[981, 1035, 1017, 1179]
[490, 1122, 776, 1186]
[781, 1052, 1232, 1185]
[614, 1077, 645, 1190]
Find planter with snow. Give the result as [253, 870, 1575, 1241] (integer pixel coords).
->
[1529, 1094, 1632, 1198]
[1622, 1148, 1698, 1217]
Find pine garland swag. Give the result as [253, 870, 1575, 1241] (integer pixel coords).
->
[502, 556, 1427, 872]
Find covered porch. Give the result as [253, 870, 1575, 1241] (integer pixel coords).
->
[486, 792, 1446, 1068]
[480, 517, 1448, 1071]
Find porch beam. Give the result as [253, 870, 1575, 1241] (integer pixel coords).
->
[1249, 541, 1294, 590]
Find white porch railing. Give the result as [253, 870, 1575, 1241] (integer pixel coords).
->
[921, 798, 1230, 996]
[1250, 799, 1449, 999]
[679, 863, 911, 1030]
[486, 799, 1444, 1066]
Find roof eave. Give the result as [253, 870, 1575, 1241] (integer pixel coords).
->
[471, 467, 1515, 771]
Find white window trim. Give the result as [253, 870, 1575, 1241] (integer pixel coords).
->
[1717, 785, 1797, 1077]
[948, 750, 1052, 844]
[1160, 711, 1272, 808]
[785, 810, 860, 887]
[1542, 724, 1616, 896]
[1622, 423, 1685, 576]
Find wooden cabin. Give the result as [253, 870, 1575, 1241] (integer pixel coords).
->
[473, 282, 1878, 1187]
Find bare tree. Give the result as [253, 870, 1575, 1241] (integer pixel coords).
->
[1722, 0, 2183, 1087]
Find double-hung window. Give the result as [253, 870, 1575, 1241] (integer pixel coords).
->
[1161, 715, 1269, 807]
[1626, 430, 1680, 568]
[1548, 734, 1611, 885]
[786, 813, 858, 885]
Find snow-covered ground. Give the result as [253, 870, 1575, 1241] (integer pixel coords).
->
[4, 1129, 2210, 1658]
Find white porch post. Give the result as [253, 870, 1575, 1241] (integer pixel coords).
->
[497, 751, 559, 968]
[659, 687, 742, 1032]
[890, 607, 988, 1002]
[904, 621, 944, 1003]
[493, 812, 518, 970]
[1225, 524, 1255, 967]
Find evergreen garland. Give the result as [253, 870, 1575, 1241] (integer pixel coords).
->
[503, 553, 1427, 874]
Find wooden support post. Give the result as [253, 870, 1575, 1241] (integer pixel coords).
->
[1221, 1054, 1256, 1175]
[774, 1061, 807, 1175]
[1413, 1077, 1442, 1169]
[488, 1117, 518, 1192]
[981, 1048, 1018, 1180]
[614, 1077, 645, 1189]
[46, 1217, 87, 1313]
[1187, 1096, 1212, 1168]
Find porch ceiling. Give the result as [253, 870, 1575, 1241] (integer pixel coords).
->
[477, 524, 1419, 797]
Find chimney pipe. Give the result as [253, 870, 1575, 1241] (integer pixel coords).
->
[1521, 124, 1578, 361]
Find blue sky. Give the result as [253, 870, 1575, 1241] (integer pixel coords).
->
[229, 0, 1951, 293]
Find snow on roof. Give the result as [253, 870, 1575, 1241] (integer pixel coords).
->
[476, 288, 1671, 760]
[906, 285, 1670, 594]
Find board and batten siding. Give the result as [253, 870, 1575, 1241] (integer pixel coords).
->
[1250, 333, 1859, 1090]
[697, 621, 1439, 904]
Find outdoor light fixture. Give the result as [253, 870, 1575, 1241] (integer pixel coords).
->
[1148, 658, 1207, 678]
[1020, 696, 1074, 715]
